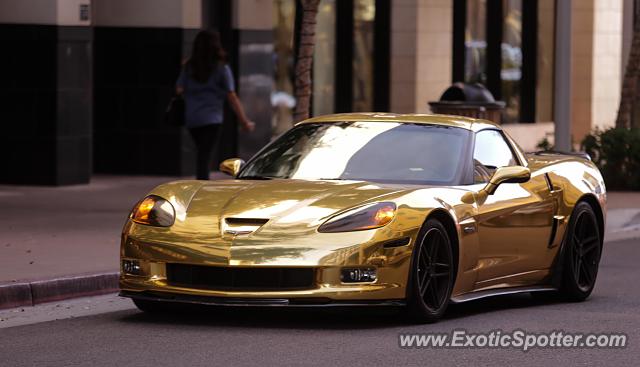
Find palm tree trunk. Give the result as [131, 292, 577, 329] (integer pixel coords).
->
[616, 17, 640, 129]
[293, 0, 320, 123]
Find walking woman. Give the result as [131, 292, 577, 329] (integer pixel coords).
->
[176, 29, 255, 180]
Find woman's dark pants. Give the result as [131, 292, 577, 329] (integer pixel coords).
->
[188, 124, 220, 180]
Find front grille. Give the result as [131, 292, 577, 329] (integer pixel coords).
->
[166, 263, 315, 291]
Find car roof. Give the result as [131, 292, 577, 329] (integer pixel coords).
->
[297, 113, 501, 132]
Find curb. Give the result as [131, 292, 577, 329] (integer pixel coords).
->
[0, 272, 119, 310]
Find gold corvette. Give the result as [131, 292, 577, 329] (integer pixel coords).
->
[120, 113, 606, 322]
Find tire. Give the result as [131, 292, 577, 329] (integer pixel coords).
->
[560, 202, 602, 301]
[407, 219, 456, 323]
[132, 298, 172, 313]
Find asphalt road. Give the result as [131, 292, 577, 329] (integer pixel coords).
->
[1, 237, 639, 367]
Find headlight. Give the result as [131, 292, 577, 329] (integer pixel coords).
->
[318, 202, 396, 233]
[130, 195, 176, 227]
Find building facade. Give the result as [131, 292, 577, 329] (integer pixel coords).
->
[0, 0, 633, 185]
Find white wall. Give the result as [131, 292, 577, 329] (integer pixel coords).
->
[92, 0, 201, 28]
[390, 0, 452, 113]
[591, 0, 623, 131]
[0, 0, 200, 28]
[414, 0, 452, 113]
[233, 0, 273, 30]
[0, 0, 89, 25]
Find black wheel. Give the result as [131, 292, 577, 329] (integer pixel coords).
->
[407, 219, 455, 323]
[132, 298, 172, 313]
[561, 202, 602, 301]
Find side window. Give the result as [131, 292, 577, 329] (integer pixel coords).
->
[473, 130, 518, 183]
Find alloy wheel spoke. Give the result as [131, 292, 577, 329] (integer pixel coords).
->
[574, 256, 582, 283]
[427, 278, 440, 306]
[420, 276, 431, 297]
[419, 267, 430, 287]
[577, 216, 587, 238]
[581, 260, 594, 285]
[429, 235, 440, 260]
[582, 237, 599, 254]
[572, 233, 581, 246]
[419, 249, 430, 270]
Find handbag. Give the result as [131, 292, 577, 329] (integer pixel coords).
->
[165, 66, 188, 126]
[164, 94, 185, 126]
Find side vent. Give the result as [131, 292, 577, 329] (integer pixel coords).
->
[383, 237, 411, 249]
[223, 218, 269, 236]
[548, 216, 560, 248]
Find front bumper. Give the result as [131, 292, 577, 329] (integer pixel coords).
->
[120, 223, 418, 302]
[119, 262, 407, 301]
[120, 237, 411, 304]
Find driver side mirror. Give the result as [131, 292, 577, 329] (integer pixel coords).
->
[485, 165, 531, 195]
[462, 166, 530, 204]
[219, 158, 245, 177]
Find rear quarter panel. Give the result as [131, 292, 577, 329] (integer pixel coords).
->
[526, 153, 607, 245]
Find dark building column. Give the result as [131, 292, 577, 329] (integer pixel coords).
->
[0, 3, 92, 185]
[92, 26, 194, 175]
[452, 0, 466, 83]
[373, 0, 391, 112]
[92, 0, 202, 176]
[56, 27, 93, 184]
[334, 0, 354, 113]
[485, 0, 503, 101]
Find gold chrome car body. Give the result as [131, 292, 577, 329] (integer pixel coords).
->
[120, 113, 606, 305]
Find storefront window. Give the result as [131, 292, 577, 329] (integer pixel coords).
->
[501, 0, 522, 124]
[274, 0, 383, 123]
[458, 0, 553, 124]
[313, 0, 336, 116]
[272, 0, 296, 136]
[352, 0, 375, 112]
[465, 0, 487, 84]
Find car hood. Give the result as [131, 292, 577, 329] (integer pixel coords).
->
[186, 179, 403, 234]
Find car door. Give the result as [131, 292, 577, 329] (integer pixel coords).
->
[471, 129, 556, 287]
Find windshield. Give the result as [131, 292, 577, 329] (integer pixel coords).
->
[239, 121, 470, 185]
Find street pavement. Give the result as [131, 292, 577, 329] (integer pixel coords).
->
[0, 236, 639, 366]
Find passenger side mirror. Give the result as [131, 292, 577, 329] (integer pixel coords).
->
[219, 158, 245, 177]
[485, 166, 531, 195]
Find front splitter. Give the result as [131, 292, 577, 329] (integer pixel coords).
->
[120, 290, 406, 308]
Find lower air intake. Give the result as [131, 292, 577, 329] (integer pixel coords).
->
[166, 264, 315, 291]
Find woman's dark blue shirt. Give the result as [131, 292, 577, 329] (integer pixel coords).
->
[176, 64, 235, 127]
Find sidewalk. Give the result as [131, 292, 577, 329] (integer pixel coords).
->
[1, 178, 638, 309]
[605, 192, 640, 242]
[0, 174, 224, 309]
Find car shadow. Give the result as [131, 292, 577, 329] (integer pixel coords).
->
[118, 304, 407, 330]
[444, 292, 565, 320]
[116, 292, 567, 330]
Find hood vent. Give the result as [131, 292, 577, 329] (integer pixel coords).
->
[223, 218, 269, 236]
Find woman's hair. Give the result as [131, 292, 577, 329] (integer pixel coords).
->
[188, 29, 227, 82]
